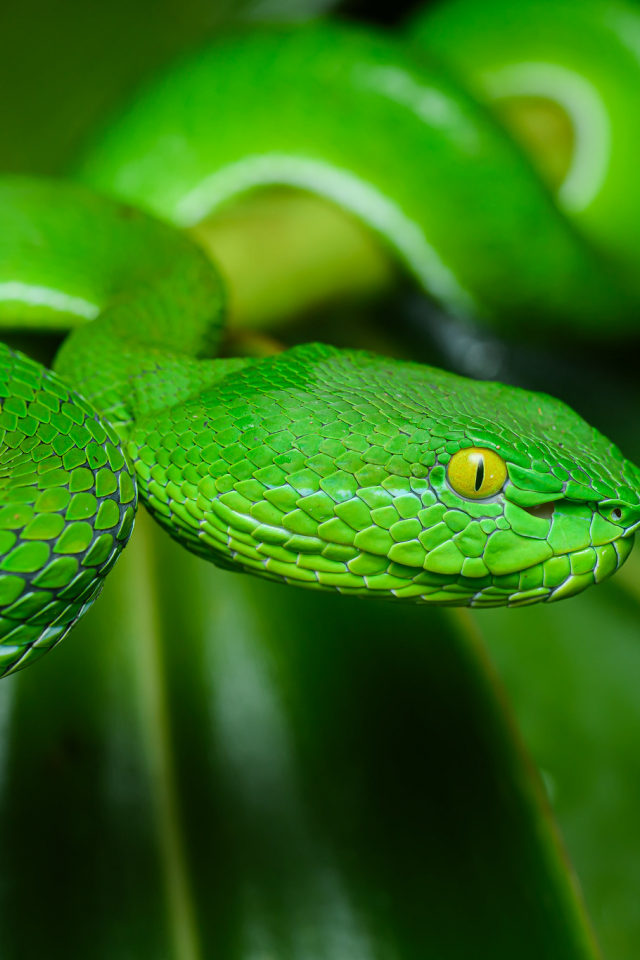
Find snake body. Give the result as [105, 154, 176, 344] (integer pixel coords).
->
[1, 0, 640, 676]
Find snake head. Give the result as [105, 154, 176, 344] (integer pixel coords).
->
[129, 344, 639, 608]
[434, 374, 640, 605]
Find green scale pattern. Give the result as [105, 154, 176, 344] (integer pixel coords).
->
[0, 344, 137, 676]
[128, 344, 640, 608]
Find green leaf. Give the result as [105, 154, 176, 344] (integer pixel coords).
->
[475, 551, 640, 960]
[0, 511, 599, 958]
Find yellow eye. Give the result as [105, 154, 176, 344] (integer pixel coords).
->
[447, 447, 507, 500]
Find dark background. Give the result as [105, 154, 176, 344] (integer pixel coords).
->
[0, 0, 424, 176]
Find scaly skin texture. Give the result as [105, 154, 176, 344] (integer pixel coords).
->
[0, 344, 136, 676]
[2, 4, 640, 675]
[125, 344, 639, 607]
[0, 175, 227, 676]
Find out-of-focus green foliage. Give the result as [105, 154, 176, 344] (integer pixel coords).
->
[477, 560, 640, 960]
[0, 512, 599, 960]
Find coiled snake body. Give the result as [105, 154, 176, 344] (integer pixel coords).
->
[1, 0, 639, 676]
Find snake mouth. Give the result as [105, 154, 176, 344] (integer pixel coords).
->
[545, 537, 634, 601]
[465, 535, 634, 608]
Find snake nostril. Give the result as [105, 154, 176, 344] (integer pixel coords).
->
[612, 508, 623, 522]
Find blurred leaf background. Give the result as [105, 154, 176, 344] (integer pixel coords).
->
[2, 0, 640, 958]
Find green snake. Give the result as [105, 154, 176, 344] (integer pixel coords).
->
[1, 0, 639, 678]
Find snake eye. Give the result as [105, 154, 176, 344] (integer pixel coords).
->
[447, 447, 507, 500]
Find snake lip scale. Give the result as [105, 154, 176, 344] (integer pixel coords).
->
[2, 0, 640, 675]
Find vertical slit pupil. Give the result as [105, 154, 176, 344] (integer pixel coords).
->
[475, 456, 485, 492]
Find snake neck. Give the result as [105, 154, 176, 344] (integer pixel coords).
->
[54, 326, 253, 440]
[0, 177, 231, 438]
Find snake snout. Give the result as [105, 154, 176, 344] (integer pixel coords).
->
[598, 500, 640, 535]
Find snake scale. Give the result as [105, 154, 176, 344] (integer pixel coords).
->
[0, 0, 639, 677]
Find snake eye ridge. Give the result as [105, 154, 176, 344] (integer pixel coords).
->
[447, 447, 508, 500]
